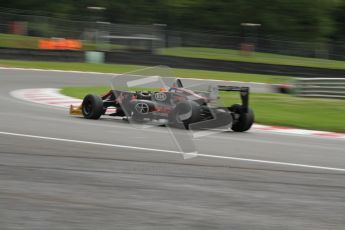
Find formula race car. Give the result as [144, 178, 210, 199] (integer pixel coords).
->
[70, 79, 254, 132]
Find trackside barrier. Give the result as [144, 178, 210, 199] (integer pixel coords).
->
[0, 47, 84, 62]
[38, 39, 82, 50]
[294, 78, 345, 99]
[1, 47, 345, 79]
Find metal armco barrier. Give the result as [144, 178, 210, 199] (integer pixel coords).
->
[295, 78, 345, 99]
[0, 47, 84, 62]
[104, 52, 345, 78]
[1, 48, 345, 79]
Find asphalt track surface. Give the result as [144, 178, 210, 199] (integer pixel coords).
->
[0, 68, 344, 230]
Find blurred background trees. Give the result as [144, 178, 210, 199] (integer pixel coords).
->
[1, 0, 345, 43]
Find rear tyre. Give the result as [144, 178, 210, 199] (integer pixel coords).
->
[231, 106, 254, 132]
[82, 94, 104, 119]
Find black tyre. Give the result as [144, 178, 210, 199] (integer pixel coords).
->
[169, 101, 200, 129]
[231, 107, 254, 132]
[82, 94, 104, 119]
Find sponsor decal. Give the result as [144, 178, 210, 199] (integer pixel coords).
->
[154, 92, 167, 101]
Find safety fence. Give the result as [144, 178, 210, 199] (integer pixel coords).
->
[294, 78, 345, 99]
[1, 9, 345, 60]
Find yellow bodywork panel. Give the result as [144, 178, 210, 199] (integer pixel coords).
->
[69, 105, 82, 116]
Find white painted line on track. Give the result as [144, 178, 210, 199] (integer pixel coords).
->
[0, 66, 274, 86]
[0, 131, 344, 172]
[0, 66, 118, 76]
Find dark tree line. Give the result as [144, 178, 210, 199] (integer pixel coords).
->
[1, 0, 345, 43]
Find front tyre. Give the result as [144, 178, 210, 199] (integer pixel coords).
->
[82, 94, 104, 119]
[231, 107, 254, 132]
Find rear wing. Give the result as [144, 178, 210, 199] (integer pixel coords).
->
[218, 85, 250, 112]
[175, 79, 250, 112]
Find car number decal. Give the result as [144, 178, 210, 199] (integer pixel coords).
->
[155, 92, 167, 101]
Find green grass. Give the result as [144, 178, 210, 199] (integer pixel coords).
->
[0, 59, 290, 84]
[222, 93, 345, 132]
[2, 32, 345, 69]
[160, 47, 345, 70]
[61, 86, 110, 99]
[61, 86, 345, 133]
[0, 33, 40, 49]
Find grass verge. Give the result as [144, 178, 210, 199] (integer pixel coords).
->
[160, 47, 345, 70]
[0, 33, 40, 49]
[61, 86, 345, 133]
[1, 32, 345, 69]
[0, 59, 290, 84]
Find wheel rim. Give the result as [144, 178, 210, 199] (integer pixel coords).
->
[83, 101, 92, 115]
[134, 103, 149, 114]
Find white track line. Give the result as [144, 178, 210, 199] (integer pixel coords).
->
[0, 131, 344, 172]
[0, 67, 117, 76]
[0, 66, 274, 86]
